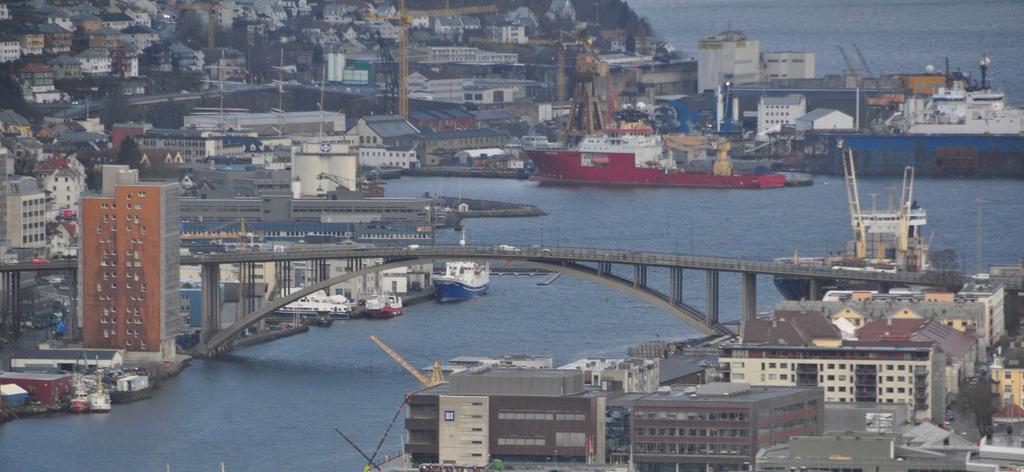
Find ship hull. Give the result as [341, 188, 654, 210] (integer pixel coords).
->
[527, 150, 786, 188]
[798, 133, 1024, 176]
[433, 280, 489, 302]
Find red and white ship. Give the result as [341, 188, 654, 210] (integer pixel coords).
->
[528, 108, 785, 189]
[364, 293, 403, 318]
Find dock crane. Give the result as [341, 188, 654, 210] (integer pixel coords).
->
[370, 335, 445, 387]
[366, 2, 498, 118]
[896, 165, 916, 268]
[852, 43, 874, 78]
[841, 146, 867, 260]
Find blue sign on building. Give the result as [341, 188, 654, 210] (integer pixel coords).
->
[444, 410, 455, 422]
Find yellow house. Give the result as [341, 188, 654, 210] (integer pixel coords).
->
[990, 352, 1024, 408]
[830, 307, 865, 328]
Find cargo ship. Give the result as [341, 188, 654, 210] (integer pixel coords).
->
[773, 150, 929, 300]
[528, 106, 786, 188]
[794, 56, 1024, 176]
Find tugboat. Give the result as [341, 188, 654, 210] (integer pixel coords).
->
[69, 373, 90, 413]
[364, 293, 403, 318]
[88, 370, 111, 413]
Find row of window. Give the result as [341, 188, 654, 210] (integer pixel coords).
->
[635, 427, 749, 438]
[633, 442, 750, 457]
[634, 411, 749, 422]
[744, 361, 921, 371]
[496, 411, 585, 421]
[102, 327, 143, 338]
[496, 437, 544, 446]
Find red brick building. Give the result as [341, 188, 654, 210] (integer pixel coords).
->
[0, 372, 73, 404]
[111, 122, 151, 150]
[79, 170, 180, 358]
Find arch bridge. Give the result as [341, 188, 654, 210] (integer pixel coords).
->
[1, 245, 987, 356]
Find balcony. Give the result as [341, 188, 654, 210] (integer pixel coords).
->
[855, 375, 877, 386]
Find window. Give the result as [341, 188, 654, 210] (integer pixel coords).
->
[555, 432, 586, 448]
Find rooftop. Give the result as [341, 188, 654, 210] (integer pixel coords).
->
[0, 372, 72, 381]
[634, 382, 817, 404]
[10, 349, 121, 360]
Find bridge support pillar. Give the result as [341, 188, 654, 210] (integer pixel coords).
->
[634, 264, 647, 288]
[705, 270, 719, 328]
[742, 273, 757, 322]
[670, 268, 684, 305]
[598, 262, 612, 275]
[201, 263, 221, 344]
[808, 278, 822, 301]
[1, 271, 21, 338]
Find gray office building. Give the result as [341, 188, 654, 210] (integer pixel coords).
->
[757, 434, 967, 472]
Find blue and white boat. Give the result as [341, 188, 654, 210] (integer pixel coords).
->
[433, 230, 490, 302]
[433, 261, 491, 301]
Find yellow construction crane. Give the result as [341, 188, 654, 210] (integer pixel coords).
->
[370, 335, 444, 387]
[842, 147, 867, 260]
[167, 1, 217, 50]
[367, 2, 497, 118]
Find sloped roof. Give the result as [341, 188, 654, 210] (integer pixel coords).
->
[797, 108, 846, 122]
[0, 109, 31, 127]
[49, 55, 81, 66]
[913, 320, 975, 358]
[856, 318, 926, 341]
[18, 62, 53, 74]
[742, 311, 841, 346]
[361, 115, 420, 138]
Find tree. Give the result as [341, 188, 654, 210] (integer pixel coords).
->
[962, 381, 998, 436]
[116, 137, 142, 168]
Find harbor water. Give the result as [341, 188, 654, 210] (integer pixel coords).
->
[1, 175, 1022, 471]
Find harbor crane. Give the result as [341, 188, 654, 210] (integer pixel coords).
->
[370, 335, 445, 387]
[366, 2, 498, 118]
[852, 43, 874, 78]
[897, 165, 916, 266]
[841, 146, 867, 260]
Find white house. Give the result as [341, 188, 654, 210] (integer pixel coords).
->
[794, 108, 854, 131]
[75, 48, 111, 76]
[756, 94, 806, 139]
[358, 147, 419, 169]
[41, 159, 85, 217]
[121, 25, 159, 51]
[49, 221, 78, 258]
[0, 4, 10, 21]
[0, 41, 21, 63]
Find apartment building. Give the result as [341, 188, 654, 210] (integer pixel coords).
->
[79, 167, 181, 359]
[721, 313, 945, 421]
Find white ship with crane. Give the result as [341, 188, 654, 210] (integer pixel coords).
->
[774, 146, 929, 300]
